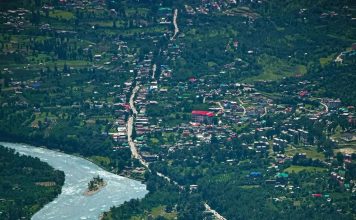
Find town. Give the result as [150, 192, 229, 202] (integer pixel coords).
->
[0, 0, 355, 219]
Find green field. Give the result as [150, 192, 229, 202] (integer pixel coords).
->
[284, 165, 327, 173]
[285, 147, 325, 160]
[245, 54, 307, 82]
[49, 10, 75, 20]
[131, 205, 177, 220]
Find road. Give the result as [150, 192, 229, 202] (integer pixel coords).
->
[127, 84, 182, 186]
[156, 172, 182, 188]
[127, 115, 149, 168]
[261, 106, 268, 117]
[126, 80, 185, 189]
[335, 53, 343, 63]
[215, 101, 224, 115]
[171, 9, 179, 40]
[125, 14, 224, 216]
[129, 85, 140, 115]
[127, 84, 149, 168]
[320, 101, 329, 113]
[151, 64, 156, 79]
[204, 203, 227, 220]
[238, 97, 246, 116]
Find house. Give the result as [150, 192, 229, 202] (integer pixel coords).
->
[191, 110, 214, 124]
[249, 171, 262, 178]
[275, 172, 288, 184]
[323, 98, 342, 109]
[312, 193, 323, 198]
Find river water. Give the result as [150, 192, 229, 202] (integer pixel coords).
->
[0, 142, 148, 220]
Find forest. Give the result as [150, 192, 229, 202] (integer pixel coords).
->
[0, 145, 64, 220]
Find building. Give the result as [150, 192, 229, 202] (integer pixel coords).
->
[298, 129, 309, 145]
[191, 110, 214, 124]
[323, 98, 342, 109]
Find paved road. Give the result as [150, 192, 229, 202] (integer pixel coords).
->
[127, 115, 149, 167]
[171, 9, 179, 40]
[320, 101, 329, 113]
[238, 97, 246, 116]
[261, 106, 267, 117]
[129, 85, 140, 115]
[335, 53, 343, 63]
[204, 203, 227, 220]
[215, 101, 224, 116]
[151, 64, 156, 79]
[127, 84, 149, 168]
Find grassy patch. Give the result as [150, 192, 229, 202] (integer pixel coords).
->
[49, 10, 75, 21]
[121, 26, 166, 36]
[150, 138, 160, 145]
[285, 147, 325, 160]
[208, 61, 217, 67]
[319, 53, 337, 67]
[334, 147, 356, 155]
[47, 60, 91, 68]
[284, 165, 327, 173]
[131, 205, 177, 220]
[210, 173, 234, 183]
[126, 7, 150, 17]
[240, 185, 260, 189]
[327, 34, 356, 42]
[89, 156, 111, 167]
[245, 54, 306, 82]
[31, 112, 58, 127]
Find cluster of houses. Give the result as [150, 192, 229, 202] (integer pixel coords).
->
[184, 0, 241, 16]
[1, 8, 31, 31]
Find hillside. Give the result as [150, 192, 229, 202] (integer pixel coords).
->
[0, 0, 355, 219]
[0, 145, 64, 219]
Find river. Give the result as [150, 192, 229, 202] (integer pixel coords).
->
[0, 142, 148, 220]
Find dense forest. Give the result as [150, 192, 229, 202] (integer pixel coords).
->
[0, 145, 64, 220]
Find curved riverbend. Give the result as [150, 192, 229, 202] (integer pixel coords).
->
[0, 142, 148, 220]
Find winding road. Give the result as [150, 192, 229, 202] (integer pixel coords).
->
[151, 64, 156, 79]
[127, 116, 149, 168]
[129, 85, 140, 116]
[238, 97, 246, 116]
[215, 101, 224, 116]
[261, 106, 268, 117]
[127, 84, 149, 168]
[127, 83, 178, 184]
[320, 101, 329, 113]
[204, 203, 227, 220]
[171, 9, 179, 40]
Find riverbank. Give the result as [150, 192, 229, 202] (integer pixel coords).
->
[1, 142, 148, 220]
[0, 139, 145, 182]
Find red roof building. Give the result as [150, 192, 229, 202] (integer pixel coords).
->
[191, 110, 214, 117]
[312, 194, 323, 197]
[299, 90, 308, 97]
[191, 110, 214, 124]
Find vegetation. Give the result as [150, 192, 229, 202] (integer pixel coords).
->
[0, 145, 64, 220]
[86, 175, 105, 194]
[0, 0, 355, 219]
